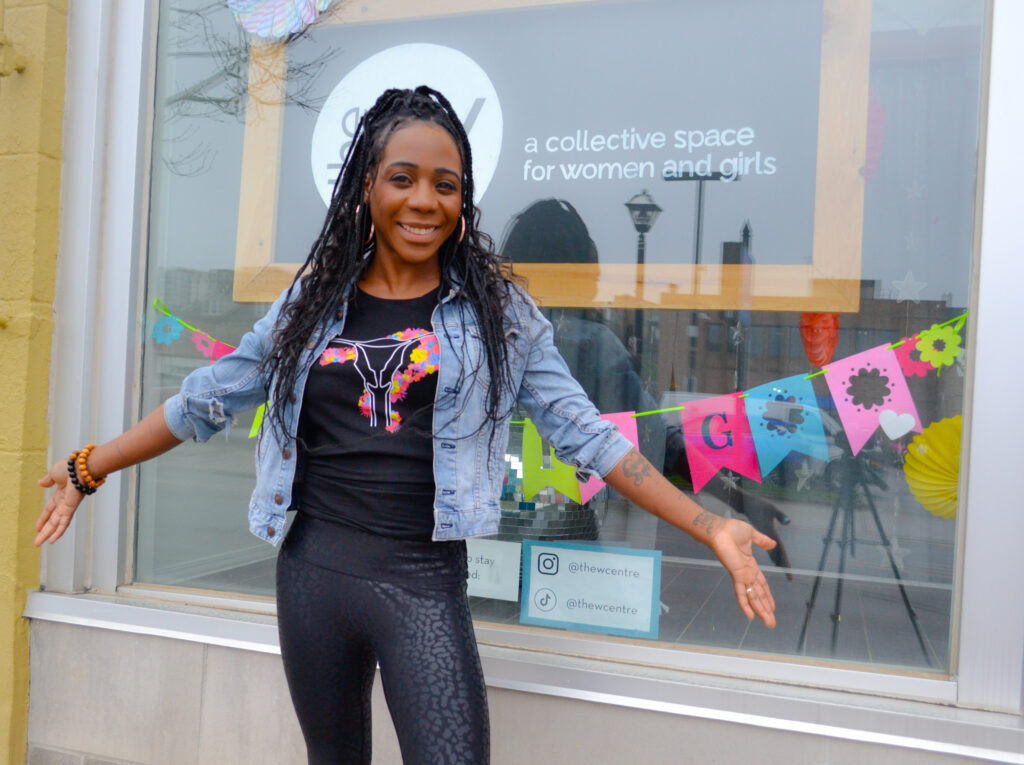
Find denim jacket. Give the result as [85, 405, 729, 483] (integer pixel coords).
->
[162, 283, 634, 546]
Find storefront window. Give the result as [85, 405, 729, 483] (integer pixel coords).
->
[137, 0, 985, 672]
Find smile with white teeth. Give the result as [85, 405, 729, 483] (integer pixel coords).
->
[399, 223, 438, 235]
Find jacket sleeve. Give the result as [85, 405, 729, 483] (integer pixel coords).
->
[162, 287, 293, 443]
[511, 286, 635, 479]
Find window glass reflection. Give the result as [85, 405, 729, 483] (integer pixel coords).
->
[134, 0, 984, 673]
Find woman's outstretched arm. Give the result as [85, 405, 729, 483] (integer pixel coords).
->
[35, 406, 182, 546]
[603, 448, 778, 628]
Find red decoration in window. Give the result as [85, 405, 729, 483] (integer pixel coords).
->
[799, 313, 840, 368]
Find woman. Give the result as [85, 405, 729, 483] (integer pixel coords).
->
[36, 87, 776, 765]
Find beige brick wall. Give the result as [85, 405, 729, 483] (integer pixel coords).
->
[0, 0, 66, 761]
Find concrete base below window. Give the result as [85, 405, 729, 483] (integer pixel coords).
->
[28, 618, 1017, 765]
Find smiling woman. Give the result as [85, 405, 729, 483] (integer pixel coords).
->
[361, 122, 464, 295]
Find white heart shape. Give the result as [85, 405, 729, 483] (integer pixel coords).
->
[879, 409, 915, 440]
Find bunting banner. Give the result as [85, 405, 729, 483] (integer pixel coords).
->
[149, 299, 268, 437]
[743, 375, 830, 476]
[151, 300, 237, 364]
[680, 393, 762, 493]
[151, 299, 966, 495]
[824, 344, 921, 455]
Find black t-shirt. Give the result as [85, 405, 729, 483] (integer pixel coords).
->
[295, 287, 440, 539]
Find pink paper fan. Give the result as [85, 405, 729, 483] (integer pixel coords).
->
[228, 0, 333, 39]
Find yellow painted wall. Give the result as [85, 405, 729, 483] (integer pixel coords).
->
[0, 0, 67, 761]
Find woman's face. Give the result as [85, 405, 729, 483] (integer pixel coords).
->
[364, 121, 463, 275]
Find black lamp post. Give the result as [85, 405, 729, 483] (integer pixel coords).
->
[662, 171, 737, 391]
[625, 190, 662, 360]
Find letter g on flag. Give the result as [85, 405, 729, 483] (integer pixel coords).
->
[681, 393, 762, 493]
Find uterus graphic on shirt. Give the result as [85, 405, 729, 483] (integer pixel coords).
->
[319, 328, 439, 433]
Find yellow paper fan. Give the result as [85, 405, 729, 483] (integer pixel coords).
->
[903, 415, 961, 519]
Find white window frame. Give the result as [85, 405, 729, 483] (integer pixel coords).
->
[31, 0, 1024, 758]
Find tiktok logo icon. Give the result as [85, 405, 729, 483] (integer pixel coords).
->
[533, 588, 557, 612]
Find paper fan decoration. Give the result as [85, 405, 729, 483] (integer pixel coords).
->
[903, 415, 961, 519]
[228, 0, 333, 39]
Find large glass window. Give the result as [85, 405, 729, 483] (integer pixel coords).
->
[137, 0, 985, 673]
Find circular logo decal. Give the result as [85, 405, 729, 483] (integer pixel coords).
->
[311, 43, 502, 207]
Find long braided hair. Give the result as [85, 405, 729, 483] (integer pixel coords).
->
[259, 86, 515, 446]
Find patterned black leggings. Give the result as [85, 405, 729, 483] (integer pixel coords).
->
[276, 517, 490, 765]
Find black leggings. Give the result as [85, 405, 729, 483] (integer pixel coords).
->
[276, 516, 490, 765]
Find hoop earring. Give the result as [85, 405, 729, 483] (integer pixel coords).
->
[457, 216, 466, 244]
[354, 204, 374, 245]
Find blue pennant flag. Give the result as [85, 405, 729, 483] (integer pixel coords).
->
[743, 374, 830, 476]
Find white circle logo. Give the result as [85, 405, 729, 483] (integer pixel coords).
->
[311, 43, 502, 207]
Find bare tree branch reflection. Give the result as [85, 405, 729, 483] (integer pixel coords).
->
[162, 1, 341, 175]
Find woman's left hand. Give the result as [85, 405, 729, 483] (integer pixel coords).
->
[705, 518, 777, 628]
[35, 460, 86, 546]
[604, 449, 779, 627]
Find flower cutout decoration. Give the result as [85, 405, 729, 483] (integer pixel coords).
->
[192, 331, 216, 359]
[916, 325, 962, 371]
[894, 336, 933, 378]
[152, 315, 183, 345]
[845, 367, 891, 410]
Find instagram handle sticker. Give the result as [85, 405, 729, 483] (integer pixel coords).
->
[519, 540, 662, 639]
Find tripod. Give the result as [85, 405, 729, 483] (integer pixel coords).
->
[796, 450, 932, 665]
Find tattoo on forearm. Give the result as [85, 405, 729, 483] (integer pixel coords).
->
[621, 450, 653, 487]
[693, 511, 719, 535]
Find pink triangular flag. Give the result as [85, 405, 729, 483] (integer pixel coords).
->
[680, 394, 762, 493]
[209, 339, 235, 362]
[824, 345, 921, 455]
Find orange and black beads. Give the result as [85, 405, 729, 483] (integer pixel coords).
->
[66, 443, 105, 495]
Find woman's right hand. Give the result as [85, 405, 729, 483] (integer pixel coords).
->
[35, 460, 85, 546]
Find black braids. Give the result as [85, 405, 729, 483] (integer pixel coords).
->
[258, 87, 518, 456]
[426, 88, 517, 441]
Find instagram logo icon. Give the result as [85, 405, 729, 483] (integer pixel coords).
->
[537, 553, 559, 575]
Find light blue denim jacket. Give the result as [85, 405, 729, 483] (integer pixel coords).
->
[162, 283, 634, 546]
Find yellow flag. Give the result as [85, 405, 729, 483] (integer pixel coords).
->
[520, 419, 582, 503]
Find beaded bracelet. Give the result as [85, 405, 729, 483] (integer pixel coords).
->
[76, 443, 105, 491]
[66, 451, 95, 495]
[66, 444, 104, 495]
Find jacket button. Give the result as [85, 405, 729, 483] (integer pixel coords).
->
[274, 493, 284, 505]
[335, 310, 344, 320]
[266, 526, 275, 538]
[282, 448, 291, 460]
[288, 393, 296, 403]
[306, 340, 316, 349]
